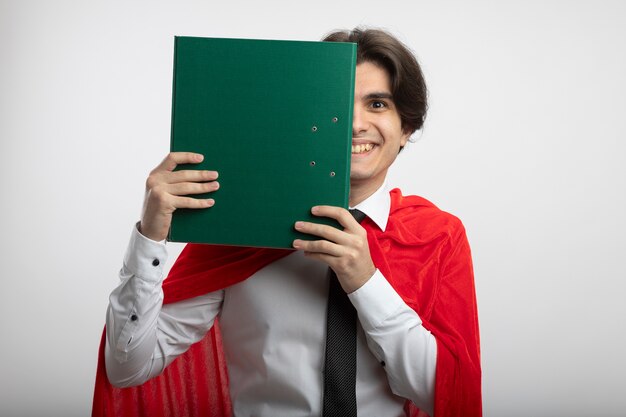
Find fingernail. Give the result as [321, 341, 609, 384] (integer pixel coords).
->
[292, 240, 302, 249]
[311, 206, 319, 214]
[196, 154, 204, 162]
[295, 221, 304, 229]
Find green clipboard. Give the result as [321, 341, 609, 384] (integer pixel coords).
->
[169, 36, 356, 248]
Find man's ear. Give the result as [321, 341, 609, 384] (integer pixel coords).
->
[398, 130, 412, 152]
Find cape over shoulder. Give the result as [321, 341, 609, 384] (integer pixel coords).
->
[386, 188, 467, 246]
[366, 188, 482, 417]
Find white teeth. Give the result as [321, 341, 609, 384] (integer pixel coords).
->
[352, 143, 374, 154]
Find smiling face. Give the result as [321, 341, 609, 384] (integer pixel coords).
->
[350, 61, 411, 198]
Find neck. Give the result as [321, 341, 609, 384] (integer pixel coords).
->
[349, 178, 384, 207]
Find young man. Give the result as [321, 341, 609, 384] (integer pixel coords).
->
[95, 28, 481, 417]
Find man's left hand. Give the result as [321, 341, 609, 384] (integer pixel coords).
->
[293, 206, 376, 294]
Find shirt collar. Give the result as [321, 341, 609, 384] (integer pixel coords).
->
[349, 180, 390, 232]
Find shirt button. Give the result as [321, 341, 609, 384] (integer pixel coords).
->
[130, 314, 138, 321]
[380, 361, 386, 367]
[152, 259, 160, 266]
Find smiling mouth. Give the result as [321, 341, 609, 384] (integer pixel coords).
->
[352, 143, 375, 154]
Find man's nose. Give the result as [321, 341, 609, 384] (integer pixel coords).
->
[352, 105, 369, 136]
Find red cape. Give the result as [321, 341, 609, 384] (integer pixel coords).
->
[92, 189, 481, 417]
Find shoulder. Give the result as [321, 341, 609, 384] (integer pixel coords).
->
[387, 188, 466, 241]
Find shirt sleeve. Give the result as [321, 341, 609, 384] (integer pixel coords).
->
[349, 270, 436, 416]
[104, 224, 223, 388]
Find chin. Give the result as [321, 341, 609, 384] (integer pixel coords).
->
[349, 162, 373, 179]
[349, 171, 371, 183]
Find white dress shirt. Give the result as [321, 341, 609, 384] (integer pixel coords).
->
[105, 183, 437, 416]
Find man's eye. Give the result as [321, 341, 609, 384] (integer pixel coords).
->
[371, 101, 387, 109]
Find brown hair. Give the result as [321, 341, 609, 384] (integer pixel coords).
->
[323, 28, 428, 135]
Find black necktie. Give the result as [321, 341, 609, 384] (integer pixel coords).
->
[322, 208, 366, 417]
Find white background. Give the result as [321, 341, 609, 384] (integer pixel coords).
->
[1, 1, 625, 416]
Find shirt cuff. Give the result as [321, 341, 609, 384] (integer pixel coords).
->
[348, 269, 421, 332]
[122, 223, 168, 283]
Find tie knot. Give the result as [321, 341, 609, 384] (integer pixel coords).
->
[349, 208, 366, 224]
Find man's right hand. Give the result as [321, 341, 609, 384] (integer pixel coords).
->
[139, 152, 219, 242]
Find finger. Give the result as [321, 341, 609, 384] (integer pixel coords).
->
[294, 221, 347, 244]
[311, 205, 359, 230]
[302, 251, 335, 265]
[165, 169, 219, 184]
[292, 238, 342, 257]
[171, 195, 215, 209]
[155, 152, 205, 173]
[163, 180, 220, 196]
[147, 168, 218, 190]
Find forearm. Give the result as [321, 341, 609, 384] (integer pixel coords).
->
[104, 224, 169, 386]
[349, 271, 436, 416]
[105, 225, 222, 387]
